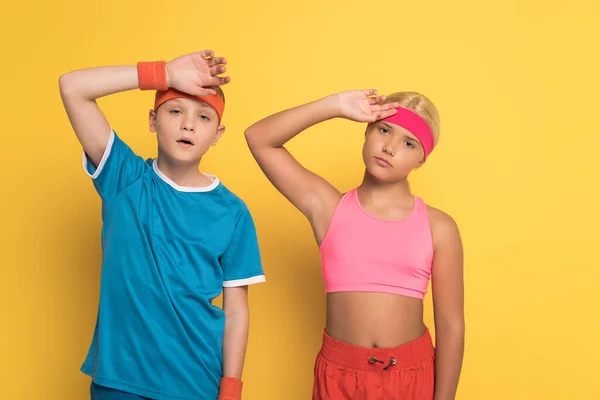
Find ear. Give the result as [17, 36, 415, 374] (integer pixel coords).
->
[212, 125, 226, 146]
[149, 109, 157, 133]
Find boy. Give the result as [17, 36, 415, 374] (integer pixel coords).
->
[59, 50, 265, 400]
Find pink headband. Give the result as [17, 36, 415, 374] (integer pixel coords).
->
[382, 107, 435, 161]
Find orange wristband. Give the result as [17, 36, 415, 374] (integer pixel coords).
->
[137, 61, 168, 91]
[217, 377, 243, 400]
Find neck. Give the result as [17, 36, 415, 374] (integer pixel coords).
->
[358, 170, 413, 205]
[155, 153, 212, 188]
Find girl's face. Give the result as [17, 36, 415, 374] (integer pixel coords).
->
[361, 121, 425, 182]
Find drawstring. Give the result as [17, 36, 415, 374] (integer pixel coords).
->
[383, 356, 397, 370]
[368, 356, 397, 370]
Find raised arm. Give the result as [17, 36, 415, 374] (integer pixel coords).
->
[59, 66, 138, 166]
[245, 90, 398, 241]
[59, 50, 229, 167]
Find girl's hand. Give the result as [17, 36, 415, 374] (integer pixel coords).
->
[334, 89, 399, 122]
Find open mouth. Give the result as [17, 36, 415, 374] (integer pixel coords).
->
[176, 138, 194, 146]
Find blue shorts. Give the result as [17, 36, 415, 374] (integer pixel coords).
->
[90, 382, 153, 400]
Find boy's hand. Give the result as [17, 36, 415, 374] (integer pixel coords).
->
[334, 89, 399, 123]
[166, 50, 230, 96]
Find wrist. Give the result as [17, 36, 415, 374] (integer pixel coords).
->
[434, 392, 456, 400]
[319, 94, 344, 119]
[137, 61, 168, 91]
[165, 62, 171, 88]
[218, 377, 243, 400]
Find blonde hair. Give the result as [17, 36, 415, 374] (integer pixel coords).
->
[383, 92, 440, 146]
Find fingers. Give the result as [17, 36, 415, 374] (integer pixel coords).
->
[370, 101, 399, 115]
[189, 78, 230, 97]
[375, 101, 399, 112]
[196, 49, 215, 59]
[376, 108, 398, 120]
[195, 51, 228, 69]
[216, 76, 231, 85]
[207, 56, 227, 67]
[209, 65, 227, 76]
[383, 101, 400, 110]
[197, 88, 217, 96]
[368, 95, 386, 105]
[203, 76, 231, 87]
[183, 86, 216, 96]
[212, 75, 231, 85]
[363, 89, 378, 97]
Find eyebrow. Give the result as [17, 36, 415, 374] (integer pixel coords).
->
[403, 135, 421, 146]
[170, 99, 216, 115]
[196, 103, 217, 115]
[380, 122, 421, 145]
[195, 102, 213, 109]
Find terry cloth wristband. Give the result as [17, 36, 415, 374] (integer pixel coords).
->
[137, 61, 168, 91]
[217, 377, 243, 400]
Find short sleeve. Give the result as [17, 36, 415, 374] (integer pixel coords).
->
[220, 206, 265, 287]
[83, 129, 146, 200]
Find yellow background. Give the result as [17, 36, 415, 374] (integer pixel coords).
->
[1, 0, 599, 399]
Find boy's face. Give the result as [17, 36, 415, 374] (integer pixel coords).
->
[149, 97, 225, 164]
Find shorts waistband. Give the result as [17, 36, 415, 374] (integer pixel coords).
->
[318, 328, 435, 371]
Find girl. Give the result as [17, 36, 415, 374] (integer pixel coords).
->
[245, 90, 464, 399]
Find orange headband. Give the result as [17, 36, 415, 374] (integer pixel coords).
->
[154, 88, 225, 122]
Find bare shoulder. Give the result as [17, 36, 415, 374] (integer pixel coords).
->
[426, 205, 458, 229]
[425, 205, 462, 250]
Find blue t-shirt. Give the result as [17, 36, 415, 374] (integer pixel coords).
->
[80, 130, 265, 400]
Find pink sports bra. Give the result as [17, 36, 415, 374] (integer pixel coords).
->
[320, 188, 434, 300]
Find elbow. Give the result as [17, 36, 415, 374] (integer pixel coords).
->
[244, 126, 257, 147]
[243, 127, 252, 143]
[58, 72, 76, 98]
[244, 126, 264, 152]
